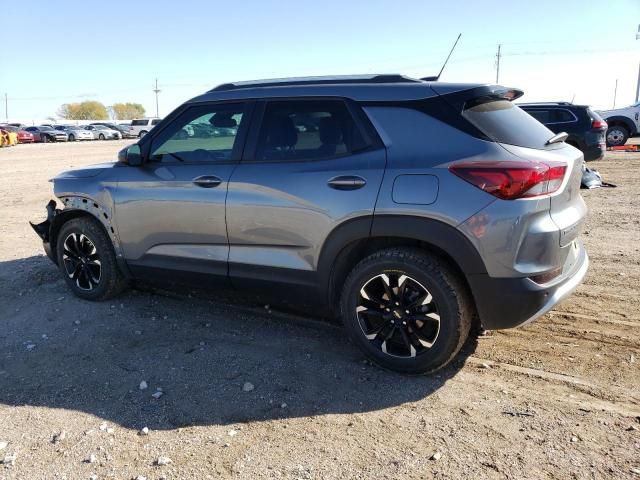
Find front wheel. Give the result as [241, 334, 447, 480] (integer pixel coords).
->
[41, 134, 48, 143]
[56, 217, 127, 301]
[606, 126, 628, 147]
[340, 248, 473, 374]
[69, 134, 75, 142]
[98, 133, 105, 140]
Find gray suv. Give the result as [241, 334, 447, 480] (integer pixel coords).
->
[31, 75, 589, 374]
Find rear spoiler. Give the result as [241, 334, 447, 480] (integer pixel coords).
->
[430, 84, 524, 112]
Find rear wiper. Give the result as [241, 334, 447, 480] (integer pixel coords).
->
[546, 132, 569, 145]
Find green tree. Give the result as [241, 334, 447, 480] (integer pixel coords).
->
[58, 101, 109, 120]
[112, 102, 146, 120]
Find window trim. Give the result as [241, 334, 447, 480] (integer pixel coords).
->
[140, 100, 255, 166]
[241, 96, 379, 164]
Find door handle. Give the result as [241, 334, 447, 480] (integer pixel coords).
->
[193, 175, 222, 188]
[327, 175, 367, 191]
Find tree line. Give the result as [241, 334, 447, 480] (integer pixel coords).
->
[57, 101, 146, 120]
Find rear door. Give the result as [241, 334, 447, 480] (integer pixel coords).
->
[225, 98, 386, 284]
[113, 101, 253, 278]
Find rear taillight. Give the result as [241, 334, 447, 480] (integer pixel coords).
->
[591, 120, 607, 129]
[449, 161, 567, 200]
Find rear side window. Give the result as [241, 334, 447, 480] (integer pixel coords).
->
[524, 109, 551, 124]
[131, 119, 148, 126]
[151, 119, 161, 125]
[463, 99, 554, 149]
[255, 100, 368, 161]
[554, 109, 576, 123]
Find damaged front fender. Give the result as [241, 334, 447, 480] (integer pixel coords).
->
[29, 199, 59, 263]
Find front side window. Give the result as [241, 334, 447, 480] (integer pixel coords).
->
[255, 100, 368, 161]
[149, 104, 246, 163]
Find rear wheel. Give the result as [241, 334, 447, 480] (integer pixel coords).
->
[606, 125, 628, 147]
[98, 133, 105, 140]
[41, 134, 48, 143]
[340, 248, 473, 374]
[69, 134, 75, 142]
[139, 130, 148, 138]
[56, 217, 127, 301]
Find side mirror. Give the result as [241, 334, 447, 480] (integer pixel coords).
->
[118, 144, 142, 166]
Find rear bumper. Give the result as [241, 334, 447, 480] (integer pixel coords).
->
[583, 144, 605, 161]
[468, 240, 589, 330]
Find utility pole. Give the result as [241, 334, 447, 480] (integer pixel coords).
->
[636, 24, 640, 102]
[495, 44, 502, 84]
[153, 78, 161, 118]
[613, 78, 618, 109]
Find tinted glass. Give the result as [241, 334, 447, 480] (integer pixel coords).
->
[524, 109, 551, 124]
[131, 119, 148, 126]
[151, 119, 161, 125]
[463, 99, 554, 149]
[150, 104, 245, 163]
[255, 100, 367, 161]
[555, 109, 575, 123]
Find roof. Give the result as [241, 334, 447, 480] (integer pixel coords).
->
[187, 74, 484, 104]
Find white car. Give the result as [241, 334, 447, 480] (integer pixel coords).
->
[83, 125, 122, 140]
[54, 125, 94, 141]
[129, 118, 162, 138]
[597, 102, 640, 146]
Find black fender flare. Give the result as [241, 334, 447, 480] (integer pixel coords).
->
[316, 214, 487, 304]
[604, 116, 637, 135]
[31, 196, 130, 277]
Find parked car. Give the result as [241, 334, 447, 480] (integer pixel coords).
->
[30, 74, 589, 374]
[55, 125, 94, 142]
[83, 125, 121, 140]
[128, 118, 161, 138]
[519, 102, 607, 161]
[24, 126, 68, 143]
[598, 102, 640, 146]
[90, 122, 132, 138]
[1, 125, 33, 144]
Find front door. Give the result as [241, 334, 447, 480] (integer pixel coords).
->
[113, 101, 252, 279]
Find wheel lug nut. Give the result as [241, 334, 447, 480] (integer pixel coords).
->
[395, 302, 399, 306]
[402, 321, 406, 325]
[405, 310, 410, 314]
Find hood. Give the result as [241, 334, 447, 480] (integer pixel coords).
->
[53, 162, 118, 179]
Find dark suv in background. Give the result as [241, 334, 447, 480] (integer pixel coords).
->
[31, 75, 589, 374]
[519, 102, 607, 161]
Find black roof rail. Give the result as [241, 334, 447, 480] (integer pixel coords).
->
[209, 74, 423, 92]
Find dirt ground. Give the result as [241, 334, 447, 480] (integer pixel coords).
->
[0, 140, 638, 480]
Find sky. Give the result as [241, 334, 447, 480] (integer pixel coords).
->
[2, 0, 640, 122]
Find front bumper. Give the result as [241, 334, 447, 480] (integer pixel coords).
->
[468, 240, 589, 330]
[30, 200, 58, 263]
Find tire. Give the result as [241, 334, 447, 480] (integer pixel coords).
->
[139, 130, 148, 138]
[98, 133, 105, 140]
[340, 248, 473, 374]
[41, 134, 48, 143]
[69, 134, 75, 142]
[606, 125, 628, 147]
[56, 217, 127, 301]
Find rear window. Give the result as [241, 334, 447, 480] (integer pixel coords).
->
[462, 99, 554, 149]
[131, 119, 148, 126]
